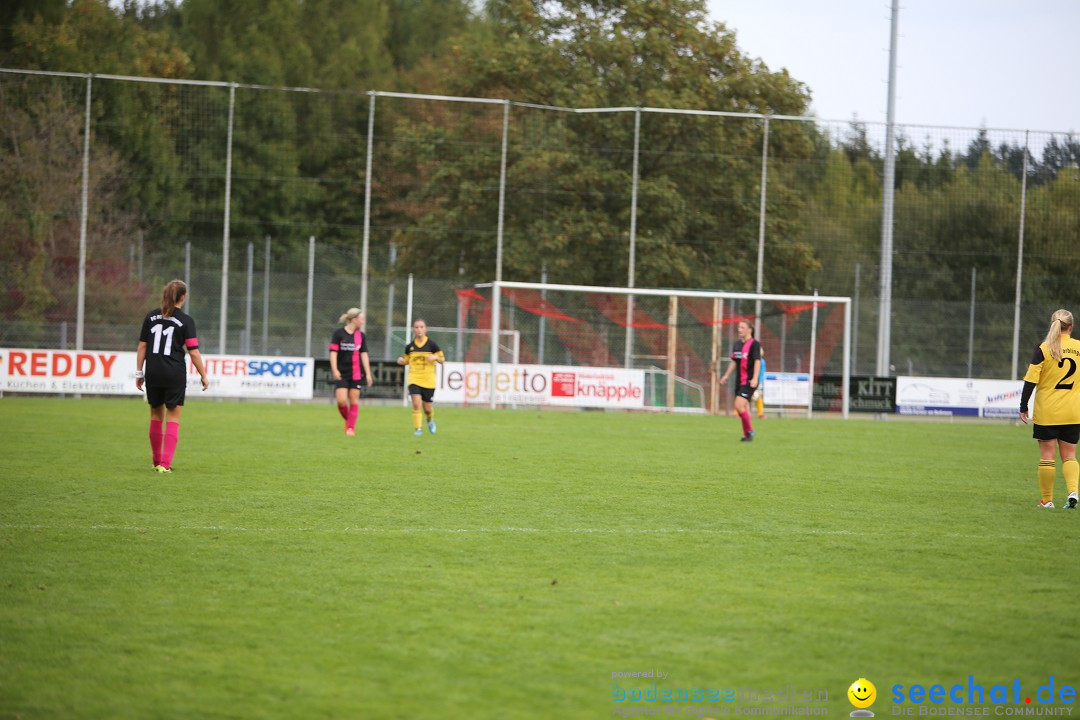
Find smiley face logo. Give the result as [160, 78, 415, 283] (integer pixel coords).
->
[848, 678, 877, 709]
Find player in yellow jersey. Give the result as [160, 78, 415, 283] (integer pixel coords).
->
[397, 319, 445, 436]
[1020, 309, 1080, 509]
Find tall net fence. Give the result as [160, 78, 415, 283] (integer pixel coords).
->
[3, 68, 1077, 382]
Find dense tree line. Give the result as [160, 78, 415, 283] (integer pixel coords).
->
[2, 0, 1077, 371]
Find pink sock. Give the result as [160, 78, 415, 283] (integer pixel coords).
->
[337, 404, 348, 420]
[148, 420, 164, 466]
[739, 410, 753, 436]
[161, 422, 180, 469]
[347, 404, 359, 431]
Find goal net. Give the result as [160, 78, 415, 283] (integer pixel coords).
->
[450, 282, 852, 415]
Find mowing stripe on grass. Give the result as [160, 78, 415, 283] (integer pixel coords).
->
[0, 522, 1048, 540]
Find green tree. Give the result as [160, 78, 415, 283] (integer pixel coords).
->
[0, 78, 147, 328]
[389, 0, 818, 291]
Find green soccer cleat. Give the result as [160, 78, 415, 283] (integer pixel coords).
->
[154, 465, 172, 475]
[1066, 493, 1078, 510]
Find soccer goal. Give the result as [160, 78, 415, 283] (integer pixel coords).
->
[455, 281, 852, 416]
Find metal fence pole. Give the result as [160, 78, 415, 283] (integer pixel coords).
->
[405, 273, 413, 350]
[852, 263, 860, 374]
[625, 108, 641, 369]
[384, 242, 396, 361]
[1011, 132, 1030, 381]
[876, 0, 900, 376]
[495, 100, 510, 284]
[185, 241, 191, 315]
[76, 74, 92, 351]
[755, 116, 770, 327]
[305, 236, 315, 358]
[405, 273, 414, 406]
[538, 264, 547, 365]
[245, 241, 254, 354]
[262, 236, 270, 354]
[219, 82, 236, 354]
[967, 267, 976, 378]
[361, 92, 375, 314]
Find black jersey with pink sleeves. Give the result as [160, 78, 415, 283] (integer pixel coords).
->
[730, 337, 761, 386]
[330, 328, 369, 382]
[140, 307, 199, 387]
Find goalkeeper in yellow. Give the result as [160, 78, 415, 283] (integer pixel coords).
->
[1020, 309, 1080, 509]
[397, 319, 445, 436]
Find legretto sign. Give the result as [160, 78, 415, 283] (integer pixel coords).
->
[422, 362, 646, 408]
[0, 348, 314, 400]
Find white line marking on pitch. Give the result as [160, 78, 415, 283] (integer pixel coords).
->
[0, 523, 1033, 540]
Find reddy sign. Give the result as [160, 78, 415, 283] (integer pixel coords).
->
[0, 349, 313, 400]
[0, 349, 128, 394]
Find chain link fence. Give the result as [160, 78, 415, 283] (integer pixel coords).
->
[2, 68, 1077, 381]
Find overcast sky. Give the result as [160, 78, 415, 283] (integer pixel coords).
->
[707, 0, 1078, 133]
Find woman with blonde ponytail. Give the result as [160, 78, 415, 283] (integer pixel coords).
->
[329, 308, 372, 436]
[1020, 309, 1080, 509]
[135, 279, 210, 473]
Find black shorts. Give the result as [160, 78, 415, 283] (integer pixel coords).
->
[1033, 424, 1080, 444]
[336, 378, 366, 391]
[146, 384, 186, 409]
[408, 384, 435, 403]
[735, 383, 755, 401]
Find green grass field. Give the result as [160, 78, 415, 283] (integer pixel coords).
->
[1, 397, 1078, 719]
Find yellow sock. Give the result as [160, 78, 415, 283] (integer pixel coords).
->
[1064, 458, 1079, 496]
[426, 408, 434, 421]
[1038, 460, 1056, 503]
[412, 410, 423, 431]
[755, 395, 764, 418]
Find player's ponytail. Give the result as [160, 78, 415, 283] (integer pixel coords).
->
[1043, 309, 1074, 362]
[161, 279, 187, 318]
[339, 307, 362, 325]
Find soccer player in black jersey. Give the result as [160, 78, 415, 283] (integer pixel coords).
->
[718, 319, 761, 442]
[1020, 309, 1080, 509]
[135, 279, 209, 473]
[329, 308, 372, 436]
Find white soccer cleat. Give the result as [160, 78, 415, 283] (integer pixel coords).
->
[1038, 500, 1055, 509]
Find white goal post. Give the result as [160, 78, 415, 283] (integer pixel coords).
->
[476, 281, 852, 416]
